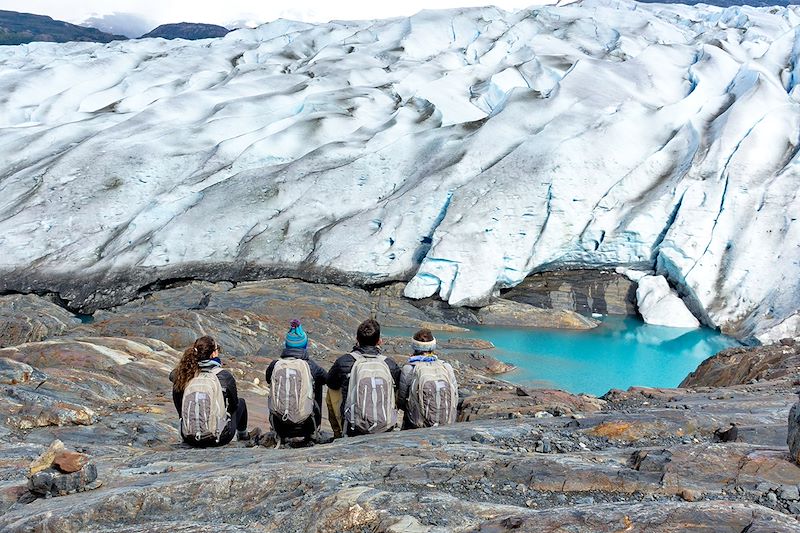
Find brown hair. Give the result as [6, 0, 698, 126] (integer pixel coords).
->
[172, 336, 218, 392]
[413, 328, 434, 342]
[356, 319, 381, 347]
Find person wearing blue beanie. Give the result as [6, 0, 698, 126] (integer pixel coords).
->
[266, 319, 326, 445]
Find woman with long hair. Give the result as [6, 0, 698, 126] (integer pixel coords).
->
[170, 335, 248, 446]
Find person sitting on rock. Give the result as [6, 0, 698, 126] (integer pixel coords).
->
[170, 336, 249, 446]
[327, 318, 401, 436]
[398, 328, 459, 429]
[265, 319, 327, 445]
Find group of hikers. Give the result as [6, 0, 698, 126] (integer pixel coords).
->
[170, 318, 459, 447]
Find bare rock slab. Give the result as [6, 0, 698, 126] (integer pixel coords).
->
[477, 299, 599, 329]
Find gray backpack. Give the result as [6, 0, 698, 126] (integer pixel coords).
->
[269, 358, 315, 424]
[344, 352, 398, 434]
[181, 367, 229, 442]
[407, 360, 458, 428]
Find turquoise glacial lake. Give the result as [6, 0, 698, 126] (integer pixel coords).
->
[388, 315, 740, 396]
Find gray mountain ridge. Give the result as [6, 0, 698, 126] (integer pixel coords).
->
[0, 10, 231, 44]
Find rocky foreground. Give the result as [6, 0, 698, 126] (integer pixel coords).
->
[1, 278, 800, 531]
[2, 0, 800, 342]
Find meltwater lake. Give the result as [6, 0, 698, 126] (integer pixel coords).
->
[389, 316, 740, 396]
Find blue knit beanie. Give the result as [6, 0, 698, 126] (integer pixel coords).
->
[285, 319, 308, 349]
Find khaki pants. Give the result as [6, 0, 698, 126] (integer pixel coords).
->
[326, 388, 343, 439]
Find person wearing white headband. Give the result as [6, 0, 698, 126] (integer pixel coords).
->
[398, 328, 458, 429]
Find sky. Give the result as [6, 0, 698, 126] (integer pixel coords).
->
[0, 0, 542, 37]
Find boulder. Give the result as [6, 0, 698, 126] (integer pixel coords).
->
[28, 463, 98, 497]
[27, 441, 99, 497]
[789, 401, 800, 464]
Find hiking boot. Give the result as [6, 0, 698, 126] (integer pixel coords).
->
[237, 430, 250, 442]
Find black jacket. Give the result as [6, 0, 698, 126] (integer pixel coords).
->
[170, 362, 240, 445]
[327, 345, 401, 417]
[265, 347, 327, 427]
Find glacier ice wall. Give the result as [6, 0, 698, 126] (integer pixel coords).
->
[0, 0, 798, 341]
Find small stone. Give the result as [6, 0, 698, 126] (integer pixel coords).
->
[30, 440, 65, 475]
[525, 499, 536, 508]
[555, 494, 568, 504]
[471, 431, 495, 444]
[534, 411, 553, 418]
[28, 470, 56, 494]
[781, 485, 800, 501]
[53, 452, 89, 474]
[766, 492, 779, 506]
[576, 496, 595, 505]
[789, 502, 800, 515]
[680, 489, 702, 502]
[756, 482, 777, 493]
[516, 483, 527, 494]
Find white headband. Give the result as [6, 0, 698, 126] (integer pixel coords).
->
[412, 338, 436, 353]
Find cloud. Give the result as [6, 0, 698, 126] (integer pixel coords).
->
[81, 12, 157, 38]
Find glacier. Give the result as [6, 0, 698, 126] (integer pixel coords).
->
[0, 0, 798, 342]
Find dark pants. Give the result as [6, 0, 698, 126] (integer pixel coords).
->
[271, 404, 319, 441]
[233, 398, 248, 432]
[184, 398, 248, 447]
[401, 411, 415, 430]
